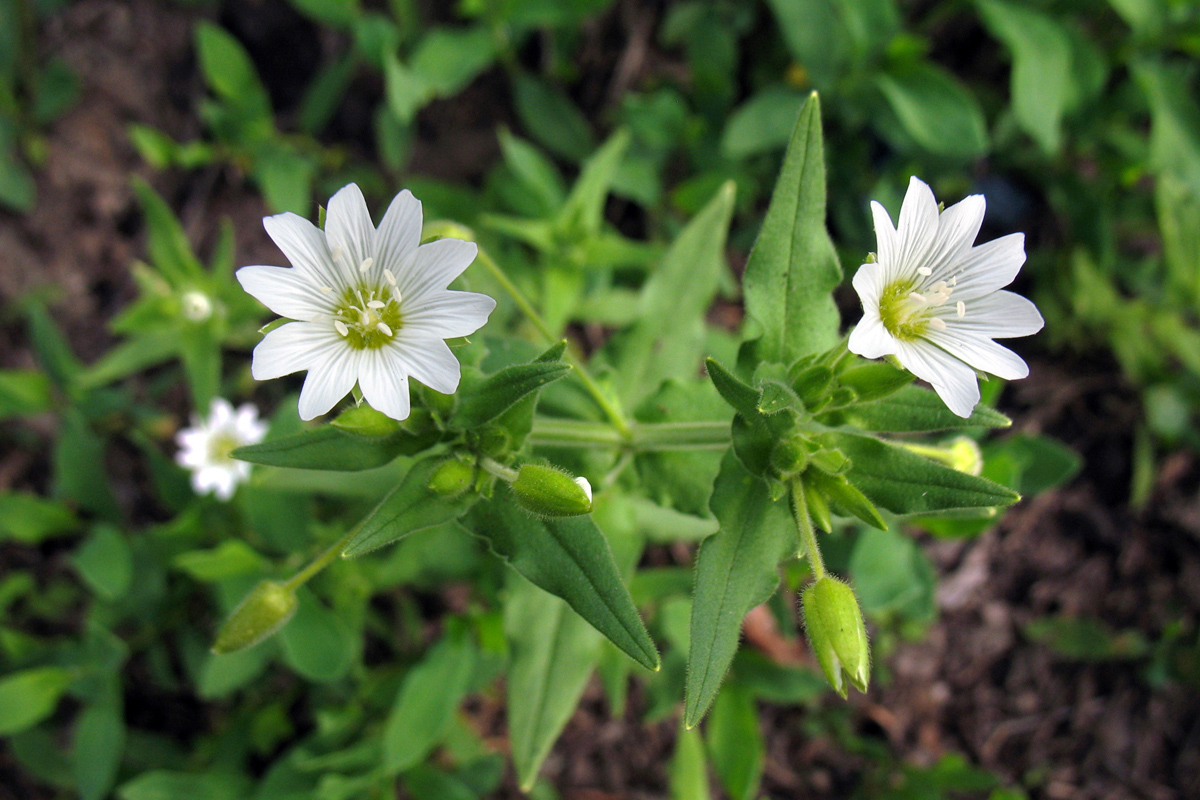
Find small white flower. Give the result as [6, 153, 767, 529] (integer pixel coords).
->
[175, 398, 268, 501]
[180, 290, 214, 322]
[848, 177, 1044, 418]
[237, 184, 497, 421]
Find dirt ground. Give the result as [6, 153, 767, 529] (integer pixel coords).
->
[2, 2, 1198, 798]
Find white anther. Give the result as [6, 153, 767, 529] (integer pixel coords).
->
[359, 257, 374, 273]
[392, 287, 403, 304]
[931, 281, 947, 294]
[929, 317, 947, 331]
[359, 311, 370, 326]
[908, 292, 928, 306]
[949, 276, 957, 286]
[318, 285, 333, 294]
[377, 322, 393, 337]
[917, 266, 932, 276]
[384, 269, 396, 286]
[956, 300, 966, 318]
[334, 320, 349, 337]
[367, 300, 385, 309]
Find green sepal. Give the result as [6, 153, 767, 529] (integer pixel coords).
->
[340, 458, 479, 557]
[802, 478, 833, 533]
[212, 580, 298, 655]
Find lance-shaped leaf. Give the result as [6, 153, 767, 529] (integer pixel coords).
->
[466, 488, 658, 670]
[558, 129, 630, 238]
[233, 425, 432, 471]
[341, 458, 478, 557]
[741, 92, 841, 367]
[505, 575, 602, 791]
[706, 357, 760, 419]
[834, 385, 1010, 432]
[823, 432, 1020, 514]
[685, 452, 797, 728]
[452, 342, 570, 429]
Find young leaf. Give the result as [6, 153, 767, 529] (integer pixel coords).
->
[835, 385, 1010, 432]
[0, 667, 73, 735]
[685, 452, 797, 727]
[740, 93, 842, 367]
[558, 129, 630, 238]
[194, 22, 272, 126]
[278, 589, 355, 682]
[383, 627, 477, 774]
[72, 684, 125, 800]
[876, 63, 988, 159]
[453, 359, 571, 429]
[706, 683, 765, 800]
[513, 72, 595, 162]
[0, 369, 52, 419]
[669, 726, 711, 800]
[824, 432, 1020, 514]
[340, 457, 478, 557]
[505, 576, 602, 791]
[131, 179, 206, 285]
[233, 425, 427, 471]
[466, 488, 659, 670]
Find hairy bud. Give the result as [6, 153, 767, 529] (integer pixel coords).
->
[212, 580, 298, 655]
[511, 464, 593, 517]
[428, 459, 475, 496]
[802, 576, 870, 698]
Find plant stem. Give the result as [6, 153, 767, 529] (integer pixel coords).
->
[282, 526, 358, 592]
[529, 418, 731, 451]
[791, 478, 825, 580]
[479, 455, 519, 483]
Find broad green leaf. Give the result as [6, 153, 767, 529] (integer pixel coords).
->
[706, 683, 765, 800]
[764, 0, 848, 90]
[72, 687, 125, 800]
[685, 452, 796, 727]
[835, 385, 1011, 431]
[411, 26, 496, 96]
[278, 589, 355, 682]
[849, 526, 935, 621]
[0, 369, 52, 419]
[77, 333, 180, 390]
[978, 0, 1074, 155]
[117, 771, 250, 800]
[499, 129, 567, 214]
[730, 650, 826, 704]
[453, 356, 571, 428]
[72, 526, 133, 601]
[721, 86, 808, 158]
[0, 492, 77, 543]
[340, 458, 478, 557]
[172, 540, 268, 582]
[286, 0, 359, 28]
[194, 22, 272, 123]
[131, 179, 205, 284]
[402, 765, 480, 800]
[513, 73, 595, 162]
[558, 129, 630, 238]
[1134, 59, 1200, 195]
[876, 63, 988, 159]
[53, 410, 120, 521]
[824, 432, 1020, 514]
[254, 146, 315, 215]
[0, 666, 73, 735]
[383, 627, 477, 774]
[466, 489, 658, 670]
[197, 645, 273, 699]
[505, 575, 602, 791]
[25, 302, 83, 390]
[611, 182, 735, 404]
[178, 320, 221, 411]
[741, 93, 842, 367]
[384, 52, 432, 123]
[233, 425, 425, 471]
[669, 726, 710, 800]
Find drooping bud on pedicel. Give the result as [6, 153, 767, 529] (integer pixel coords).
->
[212, 580, 298, 655]
[428, 459, 475, 496]
[801, 576, 870, 698]
[511, 464, 593, 517]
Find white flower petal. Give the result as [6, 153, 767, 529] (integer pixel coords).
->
[396, 238, 478, 302]
[893, 177, 939, 281]
[237, 265, 331, 321]
[297, 348, 360, 421]
[391, 335, 461, 395]
[851, 261, 885, 310]
[263, 212, 346, 293]
[894, 339, 981, 418]
[925, 329, 1029, 380]
[325, 183, 376, 277]
[375, 189, 422, 282]
[870, 201, 897, 271]
[944, 290, 1044, 338]
[848, 315, 896, 360]
[947, 233, 1026, 301]
[401, 290, 497, 339]
[252, 321, 342, 380]
[358, 349, 412, 421]
[924, 194, 985, 284]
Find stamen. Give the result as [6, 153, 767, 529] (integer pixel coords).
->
[956, 301, 965, 318]
[392, 287, 403, 304]
[908, 292, 928, 305]
[359, 310, 370, 326]
[367, 300, 385, 309]
[949, 276, 957, 286]
[334, 320, 349, 337]
[929, 317, 947, 331]
[377, 322, 393, 337]
[384, 269, 396, 286]
[318, 285, 333, 294]
[917, 266, 932, 276]
[359, 257, 374, 273]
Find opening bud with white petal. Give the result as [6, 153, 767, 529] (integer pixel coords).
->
[511, 464, 593, 517]
[802, 576, 870, 698]
[212, 580, 298, 655]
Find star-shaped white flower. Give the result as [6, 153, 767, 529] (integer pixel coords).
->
[237, 184, 496, 421]
[176, 398, 268, 501]
[848, 177, 1044, 418]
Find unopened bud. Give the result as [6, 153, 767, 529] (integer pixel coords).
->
[511, 464, 593, 517]
[802, 576, 870, 698]
[212, 580, 298, 654]
[332, 405, 403, 439]
[947, 437, 983, 476]
[428, 459, 475, 496]
[770, 437, 809, 477]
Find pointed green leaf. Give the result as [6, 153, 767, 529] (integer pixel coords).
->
[705, 357, 760, 419]
[341, 458, 478, 557]
[685, 452, 796, 727]
[453, 359, 571, 429]
[876, 63, 988, 159]
[741, 92, 841, 366]
[131, 179, 206, 284]
[0, 667, 73, 735]
[233, 425, 431, 471]
[558, 129, 630, 237]
[669, 726, 711, 800]
[824, 432, 1020, 514]
[0, 369, 53, 419]
[72, 685, 125, 800]
[836, 385, 1011, 432]
[706, 683, 765, 800]
[466, 489, 658, 670]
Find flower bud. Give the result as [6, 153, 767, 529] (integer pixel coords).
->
[947, 436, 983, 476]
[801, 576, 870, 698]
[511, 464, 593, 517]
[331, 405, 403, 439]
[212, 580, 298, 655]
[770, 437, 809, 477]
[428, 459, 475, 496]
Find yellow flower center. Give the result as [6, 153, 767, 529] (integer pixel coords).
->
[329, 273, 404, 351]
[878, 274, 962, 341]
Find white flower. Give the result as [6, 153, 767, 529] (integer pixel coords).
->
[847, 177, 1044, 418]
[236, 184, 497, 421]
[175, 398, 268, 501]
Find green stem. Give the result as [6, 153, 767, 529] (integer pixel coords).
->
[479, 455, 519, 483]
[529, 418, 731, 451]
[791, 478, 825, 580]
[282, 526, 358, 592]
